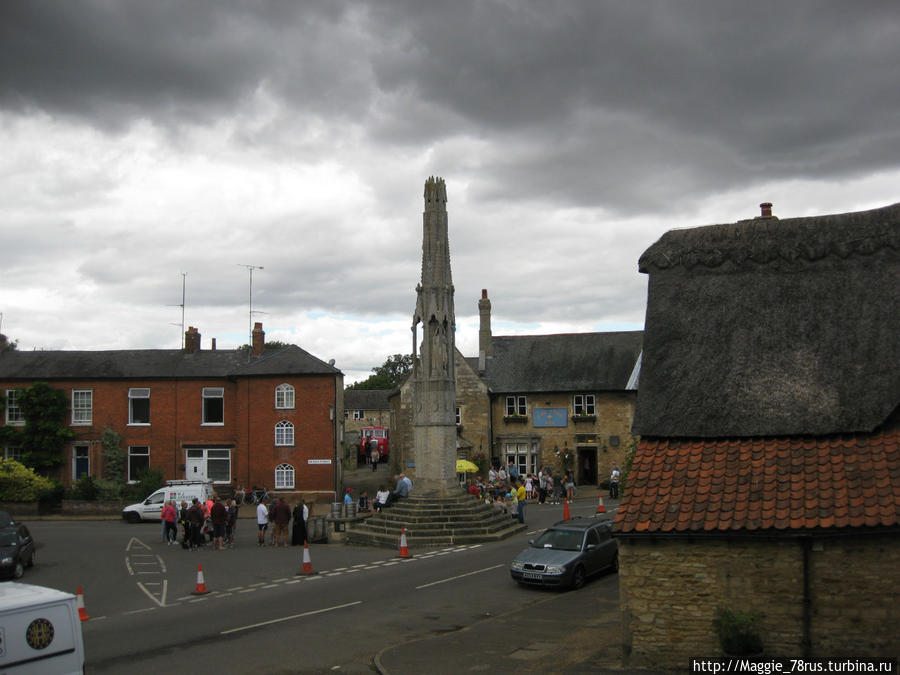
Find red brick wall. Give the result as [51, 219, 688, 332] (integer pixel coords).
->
[0, 375, 338, 496]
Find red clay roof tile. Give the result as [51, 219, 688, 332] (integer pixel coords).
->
[613, 429, 900, 534]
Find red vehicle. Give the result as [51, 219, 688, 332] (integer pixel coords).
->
[359, 426, 389, 463]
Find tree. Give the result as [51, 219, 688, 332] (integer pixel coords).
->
[237, 340, 293, 354]
[348, 353, 413, 390]
[0, 333, 17, 352]
[17, 382, 75, 475]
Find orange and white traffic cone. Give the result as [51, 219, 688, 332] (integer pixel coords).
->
[296, 541, 317, 576]
[76, 586, 90, 621]
[563, 500, 571, 521]
[192, 564, 209, 595]
[397, 527, 412, 558]
[596, 495, 606, 514]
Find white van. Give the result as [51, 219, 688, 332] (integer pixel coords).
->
[0, 583, 85, 674]
[122, 480, 214, 523]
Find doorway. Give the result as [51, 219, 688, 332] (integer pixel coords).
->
[577, 448, 597, 485]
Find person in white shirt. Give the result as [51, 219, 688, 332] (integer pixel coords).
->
[256, 501, 269, 547]
[374, 486, 391, 512]
[609, 465, 621, 499]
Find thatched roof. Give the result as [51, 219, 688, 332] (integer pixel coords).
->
[632, 202, 900, 438]
[480, 331, 643, 393]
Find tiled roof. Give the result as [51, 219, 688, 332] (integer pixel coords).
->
[481, 331, 643, 393]
[0, 345, 341, 380]
[613, 429, 900, 535]
[344, 389, 392, 410]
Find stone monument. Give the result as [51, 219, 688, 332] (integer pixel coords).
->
[410, 176, 459, 496]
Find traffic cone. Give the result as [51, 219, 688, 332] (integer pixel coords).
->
[596, 495, 606, 514]
[563, 500, 571, 521]
[76, 586, 90, 621]
[296, 541, 317, 575]
[397, 527, 412, 558]
[192, 564, 209, 595]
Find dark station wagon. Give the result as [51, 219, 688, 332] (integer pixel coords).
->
[510, 518, 618, 590]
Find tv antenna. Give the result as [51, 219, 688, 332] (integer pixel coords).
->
[238, 264, 264, 353]
[167, 273, 186, 348]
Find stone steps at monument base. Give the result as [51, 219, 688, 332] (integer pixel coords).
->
[345, 521, 527, 548]
[343, 493, 528, 547]
[349, 514, 521, 537]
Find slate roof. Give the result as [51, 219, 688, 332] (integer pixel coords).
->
[0, 345, 341, 380]
[344, 389, 392, 411]
[614, 430, 900, 534]
[632, 202, 900, 438]
[479, 331, 643, 393]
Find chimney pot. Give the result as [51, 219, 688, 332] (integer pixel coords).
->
[251, 322, 265, 356]
[760, 202, 773, 218]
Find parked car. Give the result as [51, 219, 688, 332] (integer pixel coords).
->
[0, 524, 36, 580]
[510, 517, 617, 589]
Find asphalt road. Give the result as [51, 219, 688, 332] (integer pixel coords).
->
[18, 499, 615, 674]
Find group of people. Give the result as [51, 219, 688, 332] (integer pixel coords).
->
[161, 494, 238, 551]
[255, 497, 310, 548]
[472, 463, 576, 507]
[371, 473, 413, 512]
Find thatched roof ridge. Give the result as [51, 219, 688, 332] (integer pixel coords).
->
[639, 202, 900, 273]
[633, 202, 900, 438]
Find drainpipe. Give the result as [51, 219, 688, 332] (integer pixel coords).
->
[801, 537, 811, 658]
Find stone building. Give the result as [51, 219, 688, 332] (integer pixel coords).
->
[0, 323, 343, 502]
[614, 202, 900, 665]
[343, 389, 391, 431]
[391, 289, 642, 484]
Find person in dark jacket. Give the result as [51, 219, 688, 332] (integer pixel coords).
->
[291, 499, 308, 546]
[187, 498, 205, 550]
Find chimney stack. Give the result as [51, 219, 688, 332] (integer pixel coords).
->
[211, 338, 216, 351]
[251, 322, 265, 356]
[759, 202, 774, 218]
[184, 326, 201, 354]
[478, 289, 492, 372]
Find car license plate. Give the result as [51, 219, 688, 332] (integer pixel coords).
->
[523, 572, 542, 580]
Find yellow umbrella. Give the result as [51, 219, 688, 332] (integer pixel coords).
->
[456, 459, 480, 473]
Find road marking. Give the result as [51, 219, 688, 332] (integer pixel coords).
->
[125, 607, 158, 615]
[227, 586, 244, 592]
[416, 564, 504, 590]
[238, 588, 257, 594]
[137, 580, 168, 607]
[221, 601, 363, 635]
[272, 578, 289, 583]
[126, 538, 152, 551]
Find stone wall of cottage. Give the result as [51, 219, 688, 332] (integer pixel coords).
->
[618, 535, 900, 668]
[455, 353, 490, 462]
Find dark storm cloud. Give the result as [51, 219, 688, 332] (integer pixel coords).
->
[4, 1, 897, 215]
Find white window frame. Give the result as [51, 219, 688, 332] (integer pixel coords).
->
[128, 388, 151, 425]
[275, 420, 294, 446]
[201, 387, 225, 425]
[275, 383, 295, 409]
[505, 395, 526, 417]
[5, 390, 25, 425]
[274, 463, 295, 489]
[3, 446, 22, 462]
[573, 394, 595, 416]
[455, 406, 462, 425]
[353, 410, 364, 421]
[72, 390, 93, 425]
[127, 446, 150, 483]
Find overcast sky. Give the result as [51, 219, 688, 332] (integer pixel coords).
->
[2, 1, 898, 383]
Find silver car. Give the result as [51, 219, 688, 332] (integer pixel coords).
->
[510, 518, 618, 589]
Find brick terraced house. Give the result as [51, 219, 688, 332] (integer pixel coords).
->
[0, 323, 343, 502]
[614, 202, 900, 666]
